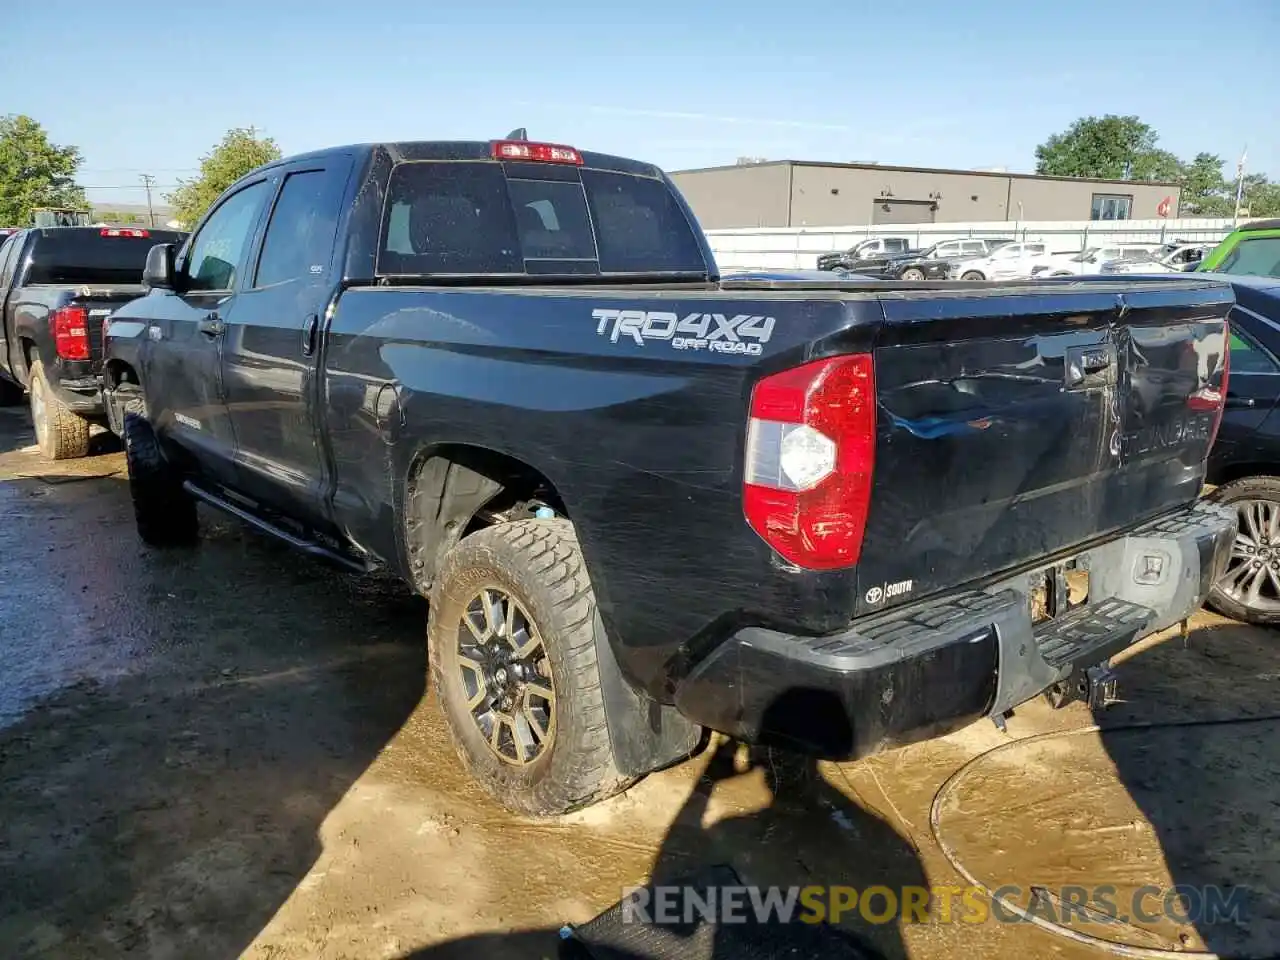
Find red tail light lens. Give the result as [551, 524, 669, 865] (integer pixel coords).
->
[51, 306, 90, 360]
[100, 228, 150, 238]
[743, 354, 876, 569]
[491, 140, 583, 165]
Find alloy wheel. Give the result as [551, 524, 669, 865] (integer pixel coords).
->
[456, 587, 556, 765]
[1218, 498, 1280, 615]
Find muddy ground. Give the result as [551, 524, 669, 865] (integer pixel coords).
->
[0, 403, 1277, 960]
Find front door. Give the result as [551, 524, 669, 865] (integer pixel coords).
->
[142, 178, 273, 486]
[220, 159, 350, 530]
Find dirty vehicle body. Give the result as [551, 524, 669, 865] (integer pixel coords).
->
[0, 226, 185, 458]
[105, 138, 1237, 814]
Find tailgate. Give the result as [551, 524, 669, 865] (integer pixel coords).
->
[73, 285, 146, 367]
[857, 278, 1232, 611]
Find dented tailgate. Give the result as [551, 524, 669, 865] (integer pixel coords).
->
[854, 278, 1233, 613]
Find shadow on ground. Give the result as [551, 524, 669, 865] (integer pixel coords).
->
[0, 408, 428, 958]
[396, 731, 919, 960]
[1096, 618, 1280, 958]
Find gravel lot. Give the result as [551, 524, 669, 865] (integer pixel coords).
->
[1, 404, 1276, 960]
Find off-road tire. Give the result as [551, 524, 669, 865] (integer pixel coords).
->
[429, 518, 628, 816]
[900, 267, 926, 281]
[960, 270, 986, 281]
[29, 359, 90, 460]
[122, 411, 198, 547]
[1207, 476, 1280, 626]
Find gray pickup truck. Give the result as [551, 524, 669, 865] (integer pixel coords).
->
[104, 137, 1235, 815]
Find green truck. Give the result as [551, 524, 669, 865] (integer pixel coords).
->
[1198, 218, 1280, 277]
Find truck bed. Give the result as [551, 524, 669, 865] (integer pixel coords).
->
[321, 274, 1232, 698]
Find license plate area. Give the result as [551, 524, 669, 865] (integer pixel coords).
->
[1029, 560, 1090, 626]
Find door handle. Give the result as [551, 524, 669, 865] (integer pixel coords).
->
[197, 313, 225, 337]
[302, 314, 318, 357]
[1225, 393, 1257, 409]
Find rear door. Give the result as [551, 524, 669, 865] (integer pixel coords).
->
[220, 158, 351, 527]
[1216, 310, 1280, 448]
[143, 178, 273, 484]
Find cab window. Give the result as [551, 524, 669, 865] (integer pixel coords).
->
[1228, 325, 1280, 375]
[185, 181, 271, 292]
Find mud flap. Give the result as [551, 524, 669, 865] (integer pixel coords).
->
[592, 609, 700, 779]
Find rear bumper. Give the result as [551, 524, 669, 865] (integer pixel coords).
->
[53, 375, 104, 416]
[672, 500, 1236, 759]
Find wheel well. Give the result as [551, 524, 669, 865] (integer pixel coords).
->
[1207, 460, 1280, 489]
[403, 445, 566, 593]
[20, 338, 36, 378]
[104, 359, 142, 391]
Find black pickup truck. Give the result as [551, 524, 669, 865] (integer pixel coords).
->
[0, 226, 185, 458]
[104, 137, 1236, 815]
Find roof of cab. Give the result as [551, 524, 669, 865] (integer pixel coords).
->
[249, 140, 663, 180]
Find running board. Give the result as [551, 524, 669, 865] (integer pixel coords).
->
[182, 481, 373, 574]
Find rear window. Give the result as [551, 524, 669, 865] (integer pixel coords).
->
[25, 230, 186, 284]
[1217, 237, 1280, 278]
[378, 162, 707, 277]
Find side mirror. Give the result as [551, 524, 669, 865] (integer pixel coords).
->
[143, 243, 176, 291]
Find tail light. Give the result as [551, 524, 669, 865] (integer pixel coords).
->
[743, 354, 876, 570]
[51, 306, 90, 360]
[100, 228, 150, 238]
[491, 140, 583, 165]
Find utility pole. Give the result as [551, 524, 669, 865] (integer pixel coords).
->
[1233, 147, 1248, 224]
[140, 173, 157, 227]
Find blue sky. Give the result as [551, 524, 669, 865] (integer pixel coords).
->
[2, 0, 1275, 208]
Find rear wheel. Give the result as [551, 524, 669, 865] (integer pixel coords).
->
[123, 411, 198, 547]
[900, 267, 925, 281]
[960, 270, 986, 281]
[1208, 476, 1280, 626]
[29, 359, 90, 460]
[428, 518, 628, 816]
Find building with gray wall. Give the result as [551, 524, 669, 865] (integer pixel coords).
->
[670, 161, 1181, 229]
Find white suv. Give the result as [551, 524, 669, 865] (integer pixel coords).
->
[949, 242, 1051, 280]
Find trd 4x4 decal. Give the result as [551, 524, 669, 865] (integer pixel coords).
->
[592, 309, 776, 356]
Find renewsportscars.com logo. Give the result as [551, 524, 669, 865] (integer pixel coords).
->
[592, 309, 776, 356]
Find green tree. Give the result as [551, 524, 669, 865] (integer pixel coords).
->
[1178, 153, 1232, 216]
[0, 115, 86, 226]
[1241, 174, 1280, 218]
[167, 127, 281, 227]
[1035, 115, 1174, 181]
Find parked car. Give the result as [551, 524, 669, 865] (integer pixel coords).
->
[1200, 274, 1280, 625]
[816, 236, 912, 272]
[104, 136, 1235, 816]
[1101, 242, 1213, 275]
[0, 226, 186, 457]
[1036, 243, 1167, 278]
[1197, 218, 1280, 278]
[881, 237, 1014, 281]
[948, 241, 1052, 280]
